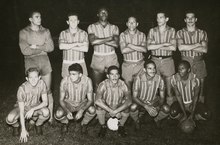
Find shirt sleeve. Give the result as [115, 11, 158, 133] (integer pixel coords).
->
[201, 30, 208, 42]
[176, 30, 183, 40]
[87, 25, 94, 35]
[17, 86, 26, 103]
[147, 28, 154, 41]
[96, 82, 106, 99]
[133, 76, 140, 93]
[113, 25, 119, 35]
[170, 28, 176, 41]
[19, 29, 42, 56]
[141, 33, 147, 46]
[119, 32, 126, 44]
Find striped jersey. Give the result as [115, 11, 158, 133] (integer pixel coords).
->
[171, 72, 200, 104]
[147, 26, 176, 56]
[133, 71, 164, 104]
[97, 79, 129, 109]
[176, 28, 208, 57]
[60, 75, 93, 106]
[17, 79, 47, 107]
[120, 29, 147, 61]
[59, 28, 88, 61]
[19, 25, 54, 57]
[87, 22, 119, 53]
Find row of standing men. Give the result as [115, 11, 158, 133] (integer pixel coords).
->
[6, 8, 209, 142]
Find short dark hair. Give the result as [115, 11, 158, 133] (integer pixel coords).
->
[98, 7, 109, 14]
[157, 10, 169, 18]
[107, 65, 119, 74]
[178, 60, 191, 70]
[26, 67, 40, 77]
[144, 59, 156, 68]
[29, 10, 41, 18]
[68, 63, 83, 74]
[127, 16, 138, 23]
[67, 12, 79, 20]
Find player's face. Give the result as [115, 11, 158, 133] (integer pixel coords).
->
[98, 9, 108, 21]
[157, 13, 168, 26]
[178, 64, 189, 77]
[30, 12, 41, 26]
[126, 17, 138, 31]
[185, 13, 197, 27]
[26, 71, 41, 87]
[67, 15, 79, 29]
[69, 70, 82, 83]
[108, 69, 120, 84]
[145, 63, 156, 78]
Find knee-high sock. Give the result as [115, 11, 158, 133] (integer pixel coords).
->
[81, 112, 96, 125]
[96, 110, 106, 125]
[119, 112, 129, 126]
[130, 110, 139, 122]
[48, 93, 54, 121]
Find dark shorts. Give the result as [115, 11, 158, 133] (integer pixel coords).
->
[182, 56, 207, 79]
[90, 53, 119, 73]
[24, 55, 52, 76]
[151, 56, 175, 77]
[122, 60, 144, 83]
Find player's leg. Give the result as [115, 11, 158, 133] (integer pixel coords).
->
[96, 107, 107, 137]
[6, 107, 20, 136]
[34, 107, 50, 135]
[129, 103, 141, 130]
[41, 73, 53, 124]
[118, 109, 129, 137]
[80, 106, 96, 134]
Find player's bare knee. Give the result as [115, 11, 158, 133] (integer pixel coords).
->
[130, 104, 138, 112]
[42, 108, 50, 118]
[88, 106, 96, 115]
[55, 109, 65, 119]
[6, 113, 16, 124]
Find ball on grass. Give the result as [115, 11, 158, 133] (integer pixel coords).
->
[107, 118, 119, 131]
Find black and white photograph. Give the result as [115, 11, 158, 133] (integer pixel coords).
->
[0, 0, 220, 144]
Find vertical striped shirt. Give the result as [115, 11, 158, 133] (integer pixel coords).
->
[60, 75, 93, 106]
[59, 28, 88, 61]
[171, 72, 200, 104]
[133, 71, 165, 104]
[88, 22, 119, 53]
[147, 26, 176, 56]
[17, 80, 47, 107]
[120, 29, 147, 61]
[97, 79, 129, 109]
[176, 28, 208, 57]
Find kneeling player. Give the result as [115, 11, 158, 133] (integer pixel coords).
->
[130, 60, 170, 129]
[6, 68, 50, 143]
[95, 65, 132, 137]
[55, 63, 95, 134]
[170, 60, 210, 129]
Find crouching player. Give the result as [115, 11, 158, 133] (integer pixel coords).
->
[6, 68, 49, 143]
[130, 60, 170, 130]
[95, 65, 132, 137]
[54, 63, 95, 134]
[170, 60, 210, 127]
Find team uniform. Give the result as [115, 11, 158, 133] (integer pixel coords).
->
[96, 79, 130, 126]
[59, 28, 89, 77]
[120, 29, 147, 83]
[55, 75, 95, 124]
[6, 80, 49, 126]
[19, 25, 54, 76]
[147, 26, 176, 77]
[176, 28, 208, 79]
[130, 70, 168, 122]
[87, 22, 119, 72]
[170, 72, 208, 119]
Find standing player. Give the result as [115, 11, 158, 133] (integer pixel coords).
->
[120, 16, 147, 92]
[54, 63, 95, 134]
[147, 12, 176, 105]
[6, 68, 49, 143]
[170, 60, 210, 126]
[95, 65, 131, 137]
[130, 60, 170, 129]
[59, 12, 89, 77]
[177, 11, 208, 103]
[88, 8, 119, 93]
[19, 11, 54, 124]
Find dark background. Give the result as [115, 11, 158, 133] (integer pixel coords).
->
[0, 0, 220, 144]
